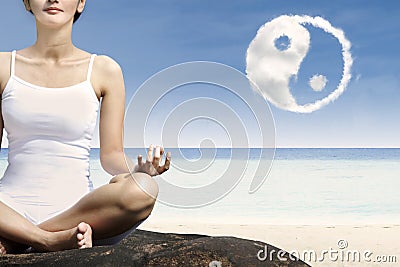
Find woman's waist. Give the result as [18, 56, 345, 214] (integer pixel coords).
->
[7, 142, 91, 161]
[0, 167, 93, 194]
[1, 158, 91, 186]
[6, 152, 90, 167]
[0, 180, 92, 207]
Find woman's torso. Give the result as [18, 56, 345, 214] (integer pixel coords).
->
[0, 50, 100, 220]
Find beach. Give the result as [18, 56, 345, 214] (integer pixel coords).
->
[131, 148, 400, 267]
[1, 148, 399, 266]
[139, 220, 400, 267]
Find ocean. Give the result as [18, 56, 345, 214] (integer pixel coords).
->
[1, 148, 399, 225]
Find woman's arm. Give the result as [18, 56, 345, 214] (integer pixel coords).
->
[0, 52, 11, 150]
[0, 100, 3, 150]
[94, 56, 170, 176]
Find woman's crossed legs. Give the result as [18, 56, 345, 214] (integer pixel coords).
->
[0, 172, 158, 254]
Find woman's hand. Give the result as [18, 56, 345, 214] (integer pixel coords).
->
[134, 145, 171, 176]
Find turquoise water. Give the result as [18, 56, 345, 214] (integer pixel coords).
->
[1, 148, 399, 224]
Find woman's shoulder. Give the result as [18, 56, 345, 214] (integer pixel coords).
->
[0, 51, 12, 68]
[92, 55, 124, 87]
[91, 54, 124, 95]
[94, 54, 122, 75]
[0, 51, 12, 57]
[0, 52, 13, 93]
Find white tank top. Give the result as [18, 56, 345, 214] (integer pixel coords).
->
[0, 50, 100, 220]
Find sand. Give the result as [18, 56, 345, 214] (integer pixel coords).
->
[139, 220, 400, 267]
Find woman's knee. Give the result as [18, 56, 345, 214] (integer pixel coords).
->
[117, 173, 159, 215]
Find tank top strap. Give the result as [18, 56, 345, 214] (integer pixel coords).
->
[10, 50, 17, 77]
[87, 54, 97, 82]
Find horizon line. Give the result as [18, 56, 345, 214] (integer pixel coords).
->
[1, 147, 400, 150]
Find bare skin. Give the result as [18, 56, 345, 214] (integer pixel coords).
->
[0, 0, 171, 254]
[0, 170, 159, 254]
[0, 200, 93, 253]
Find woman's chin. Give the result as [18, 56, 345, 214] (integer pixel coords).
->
[36, 17, 73, 29]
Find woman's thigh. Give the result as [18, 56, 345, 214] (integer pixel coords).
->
[38, 172, 157, 242]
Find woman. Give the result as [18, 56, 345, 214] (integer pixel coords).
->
[0, 0, 171, 254]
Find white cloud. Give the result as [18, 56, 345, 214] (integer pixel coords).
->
[309, 74, 328, 92]
[246, 15, 353, 113]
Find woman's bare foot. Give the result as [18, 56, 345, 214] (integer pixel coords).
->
[36, 222, 93, 252]
[76, 222, 93, 249]
[0, 241, 5, 255]
[0, 222, 92, 254]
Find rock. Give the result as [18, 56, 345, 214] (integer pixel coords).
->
[0, 230, 310, 266]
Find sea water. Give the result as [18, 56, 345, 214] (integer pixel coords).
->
[1, 148, 399, 225]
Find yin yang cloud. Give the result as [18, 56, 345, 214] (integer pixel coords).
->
[246, 15, 353, 113]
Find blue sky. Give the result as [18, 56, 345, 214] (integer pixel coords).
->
[0, 0, 399, 148]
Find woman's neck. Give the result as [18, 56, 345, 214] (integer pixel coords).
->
[32, 21, 75, 61]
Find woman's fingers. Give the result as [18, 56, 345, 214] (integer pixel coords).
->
[164, 152, 171, 170]
[146, 145, 154, 163]
[141, 144, 171, 174]
[158, 151, 171, 174]
[137, 154, 143, 166]
[153, 146, 161, 167]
